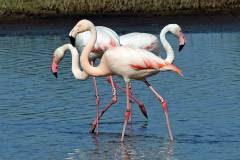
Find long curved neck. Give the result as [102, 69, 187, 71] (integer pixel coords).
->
[60, 44, 89, 80]
[80, 25, 108, 77]
[160, 26, 175, 64]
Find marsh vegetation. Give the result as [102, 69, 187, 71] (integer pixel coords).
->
[0, 0, 239, 17]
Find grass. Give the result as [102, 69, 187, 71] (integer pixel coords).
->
[0, 0, 239, 17]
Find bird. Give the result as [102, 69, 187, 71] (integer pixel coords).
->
[90, 24, 186, 132]
[52, 25, 120, 134]
[69, 24, 148, 127]
[52, 42, 148, 132]
[119, 24, 185, 58]
[69, 19, 185, 142]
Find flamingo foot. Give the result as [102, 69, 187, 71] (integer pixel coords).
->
[90, 119, 98, 133]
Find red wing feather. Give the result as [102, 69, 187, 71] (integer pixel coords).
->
[130, 59, 165, 70]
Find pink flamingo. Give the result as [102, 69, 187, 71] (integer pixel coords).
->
[69, 19, 184, 142]
[90, 24, 186, 132]
[51, 26, 148, 134]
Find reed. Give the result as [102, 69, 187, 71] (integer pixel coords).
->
[0, 0, 239, 16]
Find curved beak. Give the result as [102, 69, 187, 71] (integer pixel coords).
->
[179, 44, 185, 52]
[178, 31, 185, 52]
[52, 72, 58, 78]
[52, 72, 57, 78]
[69, 36, 76, 47]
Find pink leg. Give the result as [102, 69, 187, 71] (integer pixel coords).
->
[90, 75, 117, 133]
[90, 77, 149, 132]
[91, 61, 100, 134]
[128, 82, 132, 122]
[108, 80, 148, 119]
[144, 80, 174, 141]
[121, 82, 131, 142]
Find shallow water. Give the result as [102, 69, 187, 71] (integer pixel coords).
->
[0, 18, 240, 160]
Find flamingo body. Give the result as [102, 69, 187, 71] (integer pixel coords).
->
[102, 47, 173, 81]
[120, 32, 160, 55]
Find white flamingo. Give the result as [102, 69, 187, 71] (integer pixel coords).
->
[120, 26, 185, 57]
[69, 19, 185, 142]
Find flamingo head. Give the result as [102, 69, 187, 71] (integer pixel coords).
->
[51, 48, 65, 78]
[178, 31, 185, 52]
[168, 24, 186, 52]
[51, 54, 59, 78]
[69, 19, 95, 47]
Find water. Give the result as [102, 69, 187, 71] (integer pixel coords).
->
[0, 17, 240, 160]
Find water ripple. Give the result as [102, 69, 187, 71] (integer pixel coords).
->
[0, 31, 240, 160]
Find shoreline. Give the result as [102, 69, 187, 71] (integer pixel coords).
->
[0, 14, 240, 36]
[0, 8, 240, 19]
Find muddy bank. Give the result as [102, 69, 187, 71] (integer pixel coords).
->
[0, 0, 240, 17]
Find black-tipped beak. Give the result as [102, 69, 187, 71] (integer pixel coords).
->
[69, 36, 75, 47]
[179, 44, 185, 52]
[52, 72, 58, 78]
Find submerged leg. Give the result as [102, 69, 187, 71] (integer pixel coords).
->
[121, 82, 131, 142]
[91, 61, 100, 134]
[144, 80, 174, 141]
[90, 75, 117, 133]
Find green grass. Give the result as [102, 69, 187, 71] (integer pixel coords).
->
[0, 0, 239, 17]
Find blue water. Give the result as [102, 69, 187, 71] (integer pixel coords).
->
[0, 21, 240, 160]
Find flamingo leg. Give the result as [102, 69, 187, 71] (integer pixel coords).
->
[121, 82, 131, 142]
[90, 77, 148, 132]
[128, 82, 132, 122]
[110, 80, 148, 119]
[90, 75, 117, 133]
[91, 61, 100, 135]
[144, 80, 174, 141]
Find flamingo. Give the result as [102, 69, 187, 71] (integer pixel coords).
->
[51, 26, 148, 133]
[90, 24, 186, 132]
[120, 27, 185, 56]
[69, 19, 185, 142]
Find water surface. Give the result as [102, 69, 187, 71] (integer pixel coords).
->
[0, 17, 240, 160]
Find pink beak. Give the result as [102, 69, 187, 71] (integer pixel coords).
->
[51, 58, 58, 78]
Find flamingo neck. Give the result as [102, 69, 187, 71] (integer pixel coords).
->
[160, 26, 175, 64]
[60, 44, 89, 80]
[80, 26, 107, 77]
